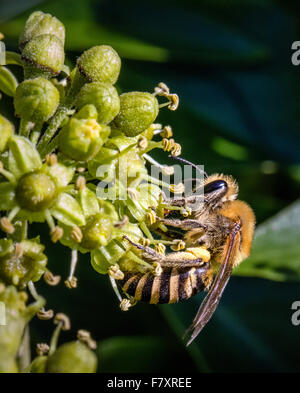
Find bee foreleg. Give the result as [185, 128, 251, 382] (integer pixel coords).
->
[123, 235, 161, 259]
[156, 217, 207, 231]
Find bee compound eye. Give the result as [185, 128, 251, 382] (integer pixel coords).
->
[204, 180, 227, 195]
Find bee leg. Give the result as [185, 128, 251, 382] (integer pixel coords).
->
[163, 195, 199, 208]
[156, 217, 207, 231]
[161, 247, 211, 268]
[123, 235, 161, 259]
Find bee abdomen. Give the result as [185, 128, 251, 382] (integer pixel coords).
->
[121, 265, 212, 305]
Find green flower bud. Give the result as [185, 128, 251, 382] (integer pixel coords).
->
[29, 356, 48, 373]
[59, 117, 110, 161]
[0, 285, 45, 373]
[16, 171, 57, 212]
[81, 213, 114, 250]
[14, 77, 60, 123]
[76, 82, 120, 124]
[46, 341, 97, 373]
[22, 34, 65, 78]
[77, 45, 121, 84]
[114, 92, 159, 137]
[0, 239, 47, 287]
[74, 104, 98, 121]
[0, 115, 14, 152]
[19, 11, 65, 50]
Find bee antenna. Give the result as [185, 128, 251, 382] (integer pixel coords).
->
[168, 155, 208, 178]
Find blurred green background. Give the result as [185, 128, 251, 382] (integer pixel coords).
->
[1, 0, 300, 372]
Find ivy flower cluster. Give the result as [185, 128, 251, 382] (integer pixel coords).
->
[0, 11, 183, 372]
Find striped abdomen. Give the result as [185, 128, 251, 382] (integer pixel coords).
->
[120, 265, 213, 305]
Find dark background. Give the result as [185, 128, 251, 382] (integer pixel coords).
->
[1, 0, 300, 372]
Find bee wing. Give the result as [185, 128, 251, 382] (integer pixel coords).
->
[184, 221, 241, 346]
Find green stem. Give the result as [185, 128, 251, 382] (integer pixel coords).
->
[19, 119, 34, 138]
[49, 323, 62, 356]
[37, 106, 69, 156]
[42, 134, 60, 156]
[17, 325, 31, 372]
[30, 121, 43, 145]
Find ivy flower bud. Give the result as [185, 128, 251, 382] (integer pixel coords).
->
[14, 77, 60, 123]
[76, 82, 120, 124]
[46, 341, 97, 373]
[19, 11, 65, 50]
[0, 239, 47, 288]
[59, 116, 111, 161]
[0, 115, 14, 152]
[81, 213, 114, 250]
[16, 171, 57, 212]
[77, 45, 121, 84]
[114, 92, 159, 137]
[22, 34, 65, 78]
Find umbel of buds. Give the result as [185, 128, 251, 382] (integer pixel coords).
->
[0, 9, 182, 374]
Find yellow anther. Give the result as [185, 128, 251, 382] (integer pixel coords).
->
[171, 239, 186, 251]
[146, 210, 156, 225]
[36, 343, 50, 356]
[65, 276, 78, 289]
[0, 217, 15, 234]
[71, 226, 83, 243]
[153, 262, 163, 276]
[120, 299, 132, 311]
[108, 264, 124, 280]
[44, 270, 61, 286]
[168, 94, 179, 111]
[45, 154, 57, 166]
[75, 176, 86, 191]
[54, 313, 71, 331]
[154, 82, 170, 95]
[155, 243, 166, 255]
[37, 309, 54, 320]
[160, 125, 173, 138]
[15, 243, 23, 258]
[77, 330, 97, 350]
[140, 237, 150, 247]
[138, 136, 148, 150]
[181, 207, 192, 217]
[50, 226, 64, 243]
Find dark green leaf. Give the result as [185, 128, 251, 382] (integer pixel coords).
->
[235, 199, 300, 281]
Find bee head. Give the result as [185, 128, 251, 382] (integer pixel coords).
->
[204, 174, 238, 208]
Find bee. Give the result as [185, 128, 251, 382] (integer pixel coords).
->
[118, 158, 255, 345]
